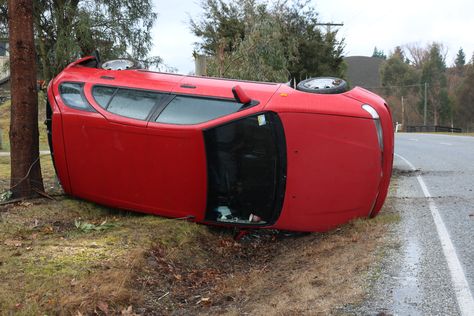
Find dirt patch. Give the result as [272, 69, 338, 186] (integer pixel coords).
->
[392, 168, 420, 177]
[133, 206, 399, 315]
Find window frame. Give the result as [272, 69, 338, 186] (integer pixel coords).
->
[91, 85, 171, 122]
[90, 84, 259, 125]
[151, 94, 247, 125]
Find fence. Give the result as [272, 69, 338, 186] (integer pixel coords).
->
[405, 125, 463, 133]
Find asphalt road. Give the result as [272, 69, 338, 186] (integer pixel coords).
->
[357, 133, 474, 315]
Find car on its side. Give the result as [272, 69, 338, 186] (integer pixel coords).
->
[46, 56, 393, 232]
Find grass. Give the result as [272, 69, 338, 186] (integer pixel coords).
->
[0, 148, 402, 315]
[0, 96, 212, 313]
[0, 92, 49, 152]
[0, 189, 210, 314]
[0, 97, 401, 315]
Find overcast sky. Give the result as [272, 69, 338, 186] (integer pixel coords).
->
[150, 0, 474, 74]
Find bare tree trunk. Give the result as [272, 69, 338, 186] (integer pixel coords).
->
[8, 0, 44, 198]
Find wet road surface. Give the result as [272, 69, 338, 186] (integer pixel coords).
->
[357, 133, 474, 315]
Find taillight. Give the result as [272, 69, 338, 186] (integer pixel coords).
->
[59, 82, 95, 112]
[362, 104, 383, 151]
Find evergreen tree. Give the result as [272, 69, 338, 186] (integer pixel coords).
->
[421, 43, 450, 125]
[372, 46, 387, 59]
[191, 0, 345, 82]
[381, 46, 418, 96]
[0, 0, 158, 81]
[455, 48, 466, 70]
[456, 64, 474, 130]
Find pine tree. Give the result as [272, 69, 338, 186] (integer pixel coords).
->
[421, 43, 450, 125]
[455, 48, 466, 70]
[372, 46, 387, 59]
[191, 0, 345, 82]
[1, 0, 158, 81]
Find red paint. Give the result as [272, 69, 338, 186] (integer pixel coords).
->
[47, 57, 394, 232]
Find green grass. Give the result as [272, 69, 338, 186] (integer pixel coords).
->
[0, 123, 209, 314]
[0, 194, 209, 314]
[0, 92, 49, 152]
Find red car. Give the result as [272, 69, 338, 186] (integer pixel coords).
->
[46, 56, 393, 232]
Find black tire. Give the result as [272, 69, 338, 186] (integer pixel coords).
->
[101, 59, 141, 71]
[296, 77, 349, 94]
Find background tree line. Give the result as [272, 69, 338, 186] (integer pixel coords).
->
[190, 0, 346, 83]
[377, 43, 474, 132]
[0, 0, 159, 82]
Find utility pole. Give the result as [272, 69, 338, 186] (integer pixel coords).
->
[401, 96, 405, 132]
[315, 22, 344, 33]
[315, 23, 344, 27]
[423, 82, 428, 126]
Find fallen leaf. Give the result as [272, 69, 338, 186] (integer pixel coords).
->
[121, 306, 138, 316]
[196, 297, 211, 305]
[4, 239, 22, 247]
[97, 301, 109, 314]
[42, 225, 54, 233]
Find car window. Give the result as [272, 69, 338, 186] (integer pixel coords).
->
[59, 83, 95, 111]
[155, 96, 242, 125]
[92, 86, 117, 108]
[105, 88, 167, 120]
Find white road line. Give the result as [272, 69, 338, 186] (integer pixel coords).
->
[395, 153, 474, 316]
[440, 142, 454, 146]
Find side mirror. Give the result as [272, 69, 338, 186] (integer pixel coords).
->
[232, 85, 251, 104]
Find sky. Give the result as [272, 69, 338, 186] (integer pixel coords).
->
[150, 0, 474, 74]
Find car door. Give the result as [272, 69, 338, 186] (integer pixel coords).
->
[58, 82, 170, 210]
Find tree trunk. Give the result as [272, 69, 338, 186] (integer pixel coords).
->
[8, 0, 44, 198]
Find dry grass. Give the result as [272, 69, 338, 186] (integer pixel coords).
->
[0, 97, 400, 315]
[203, 210, 398, 315]
[0, 152, 400, 315]
[0, 195, 209, 315]
[0, 139, 210, 314]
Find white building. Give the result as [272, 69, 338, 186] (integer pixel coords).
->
[0, 39, 10, 88]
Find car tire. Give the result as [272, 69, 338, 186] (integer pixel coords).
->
[296, 77, 349, 94]
[101, 59, 141, 71]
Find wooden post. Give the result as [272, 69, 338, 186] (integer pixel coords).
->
[194, 54, 207, 76]
[401, 96, 405, 132]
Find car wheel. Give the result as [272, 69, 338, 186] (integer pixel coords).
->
[101, 59, 141, 70]
[296, 77, 349, 94]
